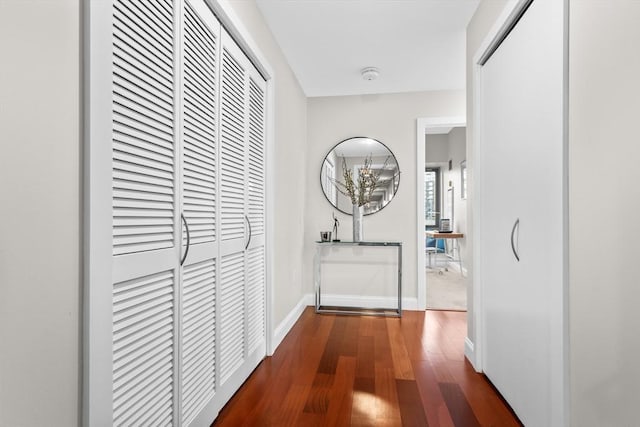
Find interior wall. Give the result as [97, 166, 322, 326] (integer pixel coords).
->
[226, 0, 308, 328]
[569, 2, 640, 425]
[445, 128, 467, 268]
[465, 0, 509, 354]
[0, 1, 81, 426]
[305, 90, 465, 304]
[425, 134, 448, 162]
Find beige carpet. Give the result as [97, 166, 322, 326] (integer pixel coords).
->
[426, 267, 467, 311]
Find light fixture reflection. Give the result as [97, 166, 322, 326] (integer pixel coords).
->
[351, 390, 393, 422]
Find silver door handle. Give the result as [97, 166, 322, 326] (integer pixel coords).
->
[510, 218, 520, 262]
[181, 213, 190, 266]
[244, 215, 252, 250]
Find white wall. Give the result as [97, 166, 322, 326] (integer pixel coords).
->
[305, 91, 465, 304]
[465, 0, 509, 353]
[0, 1, 81, 426]
[226, 1, 308, 329]
[569, 2, 640, 425]
[425, 134, 449, 162]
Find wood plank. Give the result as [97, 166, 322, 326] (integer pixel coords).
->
[324, 355, 356, 427]
[439, 382, 482, 427]
[386, 317, 415, 380]
[396, 379, 430, 426]
[211, 309, 522, 426]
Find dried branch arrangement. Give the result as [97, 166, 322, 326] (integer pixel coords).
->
[331, 155, 394, 207]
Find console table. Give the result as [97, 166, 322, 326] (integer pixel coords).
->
[314, 241, 402, 317]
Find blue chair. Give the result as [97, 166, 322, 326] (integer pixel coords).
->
[425, 235, 446, 268]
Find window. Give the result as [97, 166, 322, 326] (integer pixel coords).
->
[425, 167, 441, 228]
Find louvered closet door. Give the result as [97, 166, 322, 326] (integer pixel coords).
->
[89, 1, 267, 424]
[178, 1, 220, 426]
[216, 29, 267, 406]
[111, 0, 179, 425]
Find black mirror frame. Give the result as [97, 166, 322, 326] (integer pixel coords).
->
[319, 136, 401, 216]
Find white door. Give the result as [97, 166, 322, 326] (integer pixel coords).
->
[479, 1, 566, 426]
[214, 28, 267, 410]
[179, 1, 220, 425]
[86, 1, 267, 425]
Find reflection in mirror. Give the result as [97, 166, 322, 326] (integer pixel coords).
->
[320, 137, 400, 215]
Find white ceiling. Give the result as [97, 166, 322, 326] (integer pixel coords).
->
[255, 0, 480, 97]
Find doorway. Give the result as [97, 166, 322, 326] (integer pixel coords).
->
[424, 129, 467, 311]
[415, 117, 466, 312]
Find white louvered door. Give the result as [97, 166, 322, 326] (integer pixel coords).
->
[178, 1, 220, 426]
[87, 0, 268, 425]
[111, 0, 179, 425]
[215, 29, 267, 406]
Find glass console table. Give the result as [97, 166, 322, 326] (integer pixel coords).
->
[314, 241, 402, 317]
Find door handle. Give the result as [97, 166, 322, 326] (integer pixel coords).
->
[181, 213, 190, 266]
[244, 215, 252, 250]
[510, 218, 520, 262]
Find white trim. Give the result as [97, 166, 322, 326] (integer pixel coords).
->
[415, 117, 466, 312]
[470, 0, 528, 380]
[206, 0, 273, 80]
[84, 1, 115, 424]
[272, 294, 313, 351]
[464, 337, 478, 371]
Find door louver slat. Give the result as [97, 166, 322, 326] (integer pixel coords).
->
[246, 246, 265, 353]
[248, 78, 265, 236]
[112, 0, 175, 256]
[219, 252, 245, 384]
[181, 258, 216, 425]
[112, 270, 174, 426]
[220, 48, 246, 241]
[182, 0, 218, 246]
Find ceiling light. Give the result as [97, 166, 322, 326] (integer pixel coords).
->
[361, 67, 380, 81]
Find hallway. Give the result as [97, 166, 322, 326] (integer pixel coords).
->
[213, 308, 521, 426]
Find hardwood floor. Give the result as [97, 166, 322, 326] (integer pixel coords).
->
[212, 308, 522, 426]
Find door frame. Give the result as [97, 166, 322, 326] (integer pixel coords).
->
[415, 117, 465, 311]
[470, 0, 569, 424]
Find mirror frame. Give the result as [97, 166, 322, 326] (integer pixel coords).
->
[319, 136, 401, 216]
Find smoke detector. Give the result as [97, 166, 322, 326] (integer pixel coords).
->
[361, 67, 380, 81]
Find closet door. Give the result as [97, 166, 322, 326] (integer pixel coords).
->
[110, 0, 180, 424]
[479, 1, 565, 425]
[88, 1, 267, 425]
[178, 1, 220, 425]
[216, 28, 267, 407]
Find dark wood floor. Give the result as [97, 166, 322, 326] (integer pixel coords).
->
[213, 308, 522, 426]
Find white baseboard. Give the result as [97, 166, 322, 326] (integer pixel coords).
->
[465, 337, 480, 371]
[315, 293, 419, 311]
[271, 294, 313, 354]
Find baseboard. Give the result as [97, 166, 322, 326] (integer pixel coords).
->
[316, 293, 418, 311]
[465, 337, 480, 371]
[271, 294, 313, 354]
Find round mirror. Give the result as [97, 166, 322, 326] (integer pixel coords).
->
[320, 137, 400, 215]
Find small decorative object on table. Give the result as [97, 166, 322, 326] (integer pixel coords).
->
[319, 231, 332, 242]
[332, 212, 341, 242]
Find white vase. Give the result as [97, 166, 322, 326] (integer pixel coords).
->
[352, 204, 363, 242]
